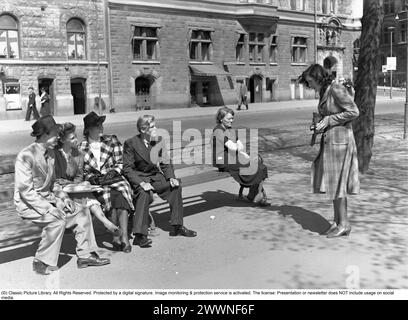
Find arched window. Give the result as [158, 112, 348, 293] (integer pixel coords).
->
[67, 18, 86, 60]
[0, 14, 19, 59]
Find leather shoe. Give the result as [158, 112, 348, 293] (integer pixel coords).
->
[33, 259, 51, 275]
[170, 225, 197, 237]
[77, 252, 110, 269]
[133, 234, 152, 248]
[121, 243, 132, 253]
[112, 242, 122, 251]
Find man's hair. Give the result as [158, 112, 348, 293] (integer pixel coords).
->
[323, 56, 338, 70]
[215, 107, 235, 124]
[28, 86, 34, 90]
[137, 115, 155, 132]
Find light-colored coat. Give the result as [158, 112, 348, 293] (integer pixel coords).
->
[14, 143, 69, 219]
[312, 83, 360, 199]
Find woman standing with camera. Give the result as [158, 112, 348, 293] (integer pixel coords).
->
[299, 64, 360, 238]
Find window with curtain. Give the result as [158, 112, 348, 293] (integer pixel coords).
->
[67, 18, 86, 60]
[291, 36, 307, 63]
[132, 26, 159, 60]
[236, 34, 245, 62]
[269, 35, 278, 63]
[189, 30, 212, 61]
[0, 14, 19, 59]
[384, 0, 395, 14]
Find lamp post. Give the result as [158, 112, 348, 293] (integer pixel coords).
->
[388, 26, 395, 99]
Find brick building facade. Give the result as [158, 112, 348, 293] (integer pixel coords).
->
[378, 0, 407, 88]
[0, 0, 361, 119]
[108, 0, 361, 112]
[0, 0, 109, 120]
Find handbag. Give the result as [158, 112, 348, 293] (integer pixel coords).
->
[98, 170, 124, 186]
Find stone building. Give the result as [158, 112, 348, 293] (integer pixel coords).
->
[0, 0, 109, 120]
[108, 0, 361, 111]
[378, 0, 407, 88]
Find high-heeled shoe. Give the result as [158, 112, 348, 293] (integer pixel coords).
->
[121, 243, 132, 253]
[327, 225, 352, 238]
[322, 222, 337, 235]
[112, 242, 122, 251]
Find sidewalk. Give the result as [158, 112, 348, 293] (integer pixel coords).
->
[0, 114, 406, 289]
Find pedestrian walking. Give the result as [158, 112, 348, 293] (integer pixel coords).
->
[25, 86, 39, 121]
[323, 56, 338, 81]
[298, 64, 360, 238]
[14, 115, 110, 275]
[40, 87, 51, 116]
[78, 111, 134, 253]
[237, 81, 248, 110]
[211, 107, 269, 206]
[123, 115, 197, 248]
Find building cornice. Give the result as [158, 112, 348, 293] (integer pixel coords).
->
[0, 60, 109, 66]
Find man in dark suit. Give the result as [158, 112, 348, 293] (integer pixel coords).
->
[123, 115, 197, 247]
[25, 86, 40, 121]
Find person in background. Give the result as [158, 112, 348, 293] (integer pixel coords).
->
[298, 64, 360, 238]
[79, 111, 134, 253]
[323, 56, 338, 81]
[237, 81, 249, 111]
[40, 87, 51, 116]
[25, 86, 39, 121]
[14, 115, 110, 275]
[54, 122, 121, 238]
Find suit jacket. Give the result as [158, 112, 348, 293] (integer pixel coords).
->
[28, 93, 36, 108]
[123, 134, 174, 188]
[14, 143, 69, 218]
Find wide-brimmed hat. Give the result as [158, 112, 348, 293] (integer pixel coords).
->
[83, 111, 106, 129]
[31, 115, 61, 137]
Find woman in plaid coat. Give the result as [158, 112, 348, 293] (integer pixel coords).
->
[299, 64, 360, 238]
[79, 112, 134, 252]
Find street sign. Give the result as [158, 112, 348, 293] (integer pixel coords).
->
[382, 65, 388, 73]
[387, 57, 397, 71]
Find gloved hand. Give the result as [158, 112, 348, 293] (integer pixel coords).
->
[88, 174, 101, 185]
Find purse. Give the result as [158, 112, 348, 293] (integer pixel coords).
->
[98, 170, 124, 186]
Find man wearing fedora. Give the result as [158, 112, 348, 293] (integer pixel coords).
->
[123, 115, 197, 248]
[25, 86, 39, 121]
[14, 115, 110, 275]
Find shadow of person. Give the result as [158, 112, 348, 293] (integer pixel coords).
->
[150, 190, 255, 232]
[0, 239, 40, 265]
[266, 205, 331, 235]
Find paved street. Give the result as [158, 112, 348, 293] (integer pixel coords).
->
[0, 99, 407, 289]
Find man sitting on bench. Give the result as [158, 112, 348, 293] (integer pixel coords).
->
[123, 115, 197, 248]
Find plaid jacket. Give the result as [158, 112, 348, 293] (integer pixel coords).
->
[312, 83, 360, 199]
[78, 135, 134, 213]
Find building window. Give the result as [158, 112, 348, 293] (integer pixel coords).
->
[322, 0, 336, 14]
[269, 35, 278, 63]
[0, 14, 19, 59]
[291, 36, 307, 63]
[383, 28, 396, 44]
[190, 30, 212, 61]
[401, 22, 407, 43]
[132, 26, 159, 61]
[249, 33, 265, 63]
[384, 0, 395, 14]
[236, 34, 245, 62]
[67, 18, 86, 60]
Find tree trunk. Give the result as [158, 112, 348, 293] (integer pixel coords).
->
[353, 0, 384, 174]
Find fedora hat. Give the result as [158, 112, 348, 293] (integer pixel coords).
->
[83, 111, 106, 129]
[31, 115, 61, 137]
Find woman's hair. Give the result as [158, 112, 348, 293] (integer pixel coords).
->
[298, 64, 333, 98]
[57, 122, 76, 148]
[323, 56, 338, 70]
[215, 107, 235, 124]
[137, 115, 155, 132]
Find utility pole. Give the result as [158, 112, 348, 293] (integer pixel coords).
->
[314, 0, 318, 63]
[389, 26, 395, 100]
[92, 0, 102, 116]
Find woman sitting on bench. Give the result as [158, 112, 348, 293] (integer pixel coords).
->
[211, 107, 270, 206]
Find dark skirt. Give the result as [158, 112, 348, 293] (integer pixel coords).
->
[110, 189, 132, 211]
[228, 163, 268, 187]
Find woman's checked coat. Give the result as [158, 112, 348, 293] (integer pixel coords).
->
[79, 135, 134, 213]
[312, 83, 360, 200]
